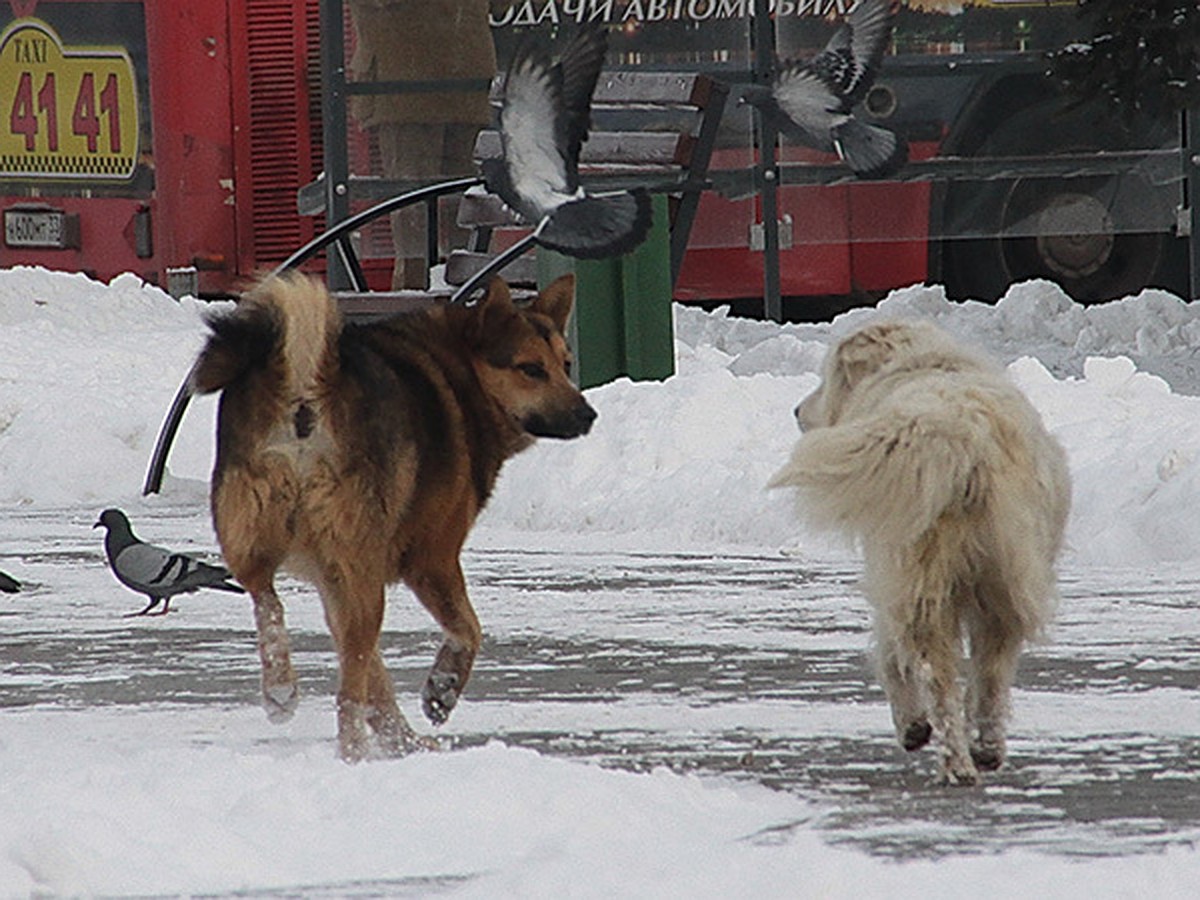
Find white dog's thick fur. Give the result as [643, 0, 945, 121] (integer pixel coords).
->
[770, 320, 1070, 785]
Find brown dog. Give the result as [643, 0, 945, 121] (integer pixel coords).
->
[191, 273, 595, 760]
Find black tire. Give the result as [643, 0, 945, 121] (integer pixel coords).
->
[939, 100, 1187, 303]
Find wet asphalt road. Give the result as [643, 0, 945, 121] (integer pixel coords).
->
[2, 509, 1198, 862]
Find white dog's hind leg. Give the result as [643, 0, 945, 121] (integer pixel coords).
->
[966, 612, 1023, 771]
[877, 632, 932, 752]
[921, 627, 980, 786]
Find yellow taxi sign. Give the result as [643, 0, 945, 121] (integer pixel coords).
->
[0, 18, 139, 179]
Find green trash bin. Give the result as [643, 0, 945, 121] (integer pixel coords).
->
[538, 194, 675, 390]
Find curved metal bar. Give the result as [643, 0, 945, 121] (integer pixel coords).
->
[270, 176, 484, 276]
[142, 359, 200, 495]
[143, 176, 484, 495]
[448, 231, 540, 304]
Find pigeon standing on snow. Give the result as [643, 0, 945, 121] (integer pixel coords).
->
[480, 23, 653, 259]
[94, 508, 244, 616]
[740, 0, 907, 179]
[0, 570, 19, 593]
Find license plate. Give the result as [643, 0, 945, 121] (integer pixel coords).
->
[4, 208, 74, 248]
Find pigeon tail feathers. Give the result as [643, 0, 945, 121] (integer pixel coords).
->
[832, 118, 907, 179]
[208, 578, 247, 595]
[537, 189, 653, 259]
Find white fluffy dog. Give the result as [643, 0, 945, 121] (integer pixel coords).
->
[770, 320, 1070, 785]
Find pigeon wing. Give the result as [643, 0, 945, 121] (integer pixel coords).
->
[772, 63, 841, 144]
[556, 24, 609, 188]
[811, 0, 893, 106]
[538, 189, 653, 259]
[491, 38, 575, 221]
[112, 542, 187, 596]
[114, 544, 236, 597]
[169, 554, 239, 591]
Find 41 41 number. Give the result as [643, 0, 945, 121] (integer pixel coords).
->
[9, 69, 123, 153]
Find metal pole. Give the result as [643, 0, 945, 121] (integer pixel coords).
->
[319, 0, 352, 290]
[753, 0, 782, 321]
[1187, 107, 1200, 301]
[427, 197, 440, 273]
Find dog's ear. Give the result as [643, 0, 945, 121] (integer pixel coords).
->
[833, 323, 904, 390]
[531, 274, 576, 334]
[469, 278, 517, 344]
[482, 276, 513, 308]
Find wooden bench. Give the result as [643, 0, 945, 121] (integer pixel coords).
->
[332, 286, 537, 321]
[445, 70, 728, 288]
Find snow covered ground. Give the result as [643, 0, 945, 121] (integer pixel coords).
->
[1, 267, 1199, 896]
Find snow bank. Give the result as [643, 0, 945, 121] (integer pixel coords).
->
[4, 267, 1200, 566]
[0, 267, 219, 505]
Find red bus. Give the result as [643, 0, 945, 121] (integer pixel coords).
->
[0, 0, 322, 297]
[1, 1, 1191, 312]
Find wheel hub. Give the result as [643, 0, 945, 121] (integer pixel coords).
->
[1034, 192, 1115, 279]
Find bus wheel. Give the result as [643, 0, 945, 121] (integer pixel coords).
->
[939, 104, 1186, 304]
[1000, 175, 1165, 301]
[942, 175, 1177, 304]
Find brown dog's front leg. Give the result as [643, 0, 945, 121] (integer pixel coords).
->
[407, 562, 481, 726]
[422, 638, 477, 725]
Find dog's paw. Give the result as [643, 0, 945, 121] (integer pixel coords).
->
[407, 732, 444, 753]
[262, 681, 299, 723]
[937, 755, 981, 787]
[369, 709, 443, 755]
[901, 719, 932, 752]
[937, 767, 981, 787]
[421, 671, 460, 725]
[970, 742, 1005, 771]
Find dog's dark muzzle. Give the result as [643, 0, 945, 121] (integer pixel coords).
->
[524, 400, 597, 439]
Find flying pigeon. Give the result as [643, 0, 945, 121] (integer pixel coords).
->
[740, 0, 907, 179]
[480, 23, 653, 259]
[94, 508, 244, 616]
[0, 570, 19, 593]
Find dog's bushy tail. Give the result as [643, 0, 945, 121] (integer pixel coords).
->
[768, 410, 988, 546]
[191, 273, 341, 397]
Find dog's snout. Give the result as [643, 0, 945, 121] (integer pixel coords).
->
[524, 399, 597, 439]
[794, 391, 821, 431]
[575, 401, 598, 434]
[793, 401, 809, 432]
